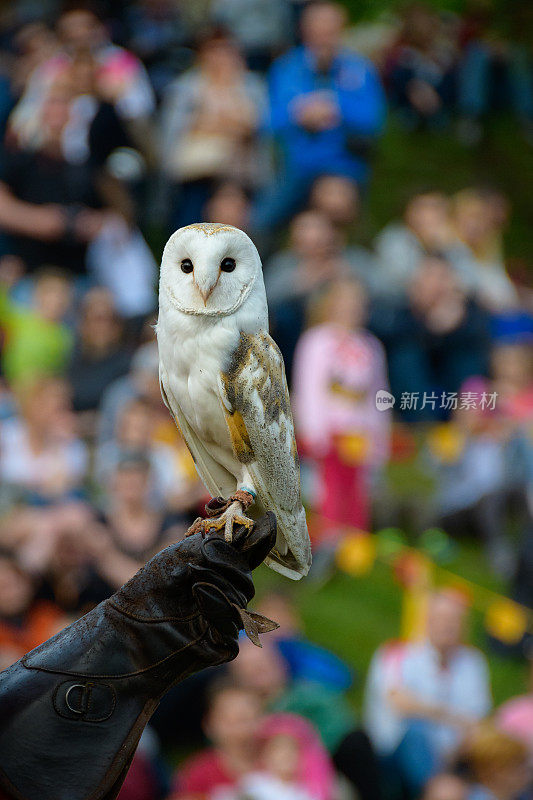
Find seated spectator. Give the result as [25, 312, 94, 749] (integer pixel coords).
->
[124, 0, 189, 98]
[309, 174, 361, 241]
[0, 79, 117, 275]
[426, 377, 526, 577]
[10, 2, 155, 152]
[0, 551, 66, 670]
[160, 28, 267, 230]
[66, 287, 132, 416]
[0, 376, 88, 506]
[95, 397, 201, 513]
[96, 341, 203, 516]
[255, 1, 386, 230]
[204, 181, 252, 233]
[238, 714, 336, 800]
[210, 0, 293, 72]
[292, 278, 390, 544]
[86, 214, 158, 325]
[36, 507, 114, 615]
[265, 212, 345, 307]
[58, 49, 138, 176]
[372, 254, 492, 420]
[0, 501, 92, 575]
[374, 189, 464, 301]
[309, 174, 378, 291]
[385, 4, 456, 129]
[172, 677, 336, 800]
[375, 185, 519, 314]
[265, 211, 372, 372]
[97, 340, 161, 444]
[364, 590, 492, 796]
[460, 723, 531, 800]
[0, 265, 73, 384]
[231, 639, 380, 800]
[456, 2, 533, 145]
[450, 188, 518, 312]
[169, 681, 263, 799]
[92, 454, 188, 590]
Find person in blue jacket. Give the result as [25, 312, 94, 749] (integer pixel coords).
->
[254, 1, 386, 231]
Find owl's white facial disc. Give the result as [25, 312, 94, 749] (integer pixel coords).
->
[160, 223, 261, 317]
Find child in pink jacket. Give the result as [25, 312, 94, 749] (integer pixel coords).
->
[292, 279, 390, 539]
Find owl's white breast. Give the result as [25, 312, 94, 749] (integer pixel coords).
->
[157, 287, 266, 463]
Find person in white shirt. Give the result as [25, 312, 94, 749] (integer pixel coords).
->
[364, 590, 492, 795]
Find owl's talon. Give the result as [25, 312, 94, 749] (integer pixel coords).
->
[199, 500, 254, 543]
[225, 514, 254, 542]
[185, 517, 204, 537]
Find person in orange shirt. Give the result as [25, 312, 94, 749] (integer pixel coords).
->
[0, 551, 66, 670]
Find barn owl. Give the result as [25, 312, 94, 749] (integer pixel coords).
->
[156, 223, 311, 580]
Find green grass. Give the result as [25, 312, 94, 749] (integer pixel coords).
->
[252, 540, 529, 713]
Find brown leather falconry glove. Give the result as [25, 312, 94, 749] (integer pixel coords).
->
[0, 514, 278, 800]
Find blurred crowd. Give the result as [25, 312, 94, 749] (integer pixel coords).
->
[0, 0, 532, 798]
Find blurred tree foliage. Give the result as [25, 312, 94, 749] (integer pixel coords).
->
[342, 0, 533, 42]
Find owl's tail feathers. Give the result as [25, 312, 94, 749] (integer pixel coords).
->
[264, 507, 312, 580]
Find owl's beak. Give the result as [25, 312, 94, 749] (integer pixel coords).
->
[194, 275, 219, 306]
[197, 286, 214, 306]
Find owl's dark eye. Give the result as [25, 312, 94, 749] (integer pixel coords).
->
[220, 257, 236, 273]
[181, 258, 193, 273]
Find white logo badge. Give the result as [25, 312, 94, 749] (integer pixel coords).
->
[375, 390, 395, 411]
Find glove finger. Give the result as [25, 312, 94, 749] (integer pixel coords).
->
[235, 512, 277, 570]
[192, 581, 241, 639]
[188, 556, 254, 609]
[200, 512, 277, 580]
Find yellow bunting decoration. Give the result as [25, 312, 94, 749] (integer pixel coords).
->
[427, 423, 465, 463]
[485, 600, 528, 645]
[336, 532, 376, 577]
[320, 513, 532, 645]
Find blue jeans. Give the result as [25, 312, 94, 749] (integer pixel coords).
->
[384, 720, 441, 797]
[458, 42, 533, 120]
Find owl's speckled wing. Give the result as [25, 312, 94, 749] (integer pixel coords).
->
[219, 332, 311, 579]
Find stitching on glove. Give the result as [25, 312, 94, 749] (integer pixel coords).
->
[107, 600, 202, 624]
[21, 627, 209, 679]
